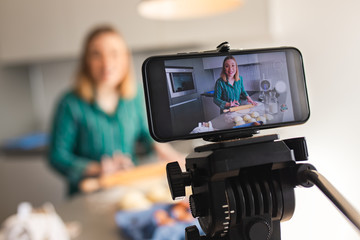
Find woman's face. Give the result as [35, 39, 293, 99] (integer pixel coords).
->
[224, 59, 237, 79]
[87, 32, 129, 88]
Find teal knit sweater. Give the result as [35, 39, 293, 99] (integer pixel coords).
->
[48, 87, 153, 194]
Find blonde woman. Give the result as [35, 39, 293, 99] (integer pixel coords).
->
[49, 25, 182, 195]
[214, 55, 257, 112]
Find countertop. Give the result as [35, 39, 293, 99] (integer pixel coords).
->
[0, 160, 170, 240]
[57, 188, 125, 240]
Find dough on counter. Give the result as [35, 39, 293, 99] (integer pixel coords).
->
[235, 120, 245, 126]
[243, 114, 252, 122]
[246, 118, 256, 123]
[251, 112, 260, 118]
[118, 190, 152, 210]
[233, 116, 243, 122]
[256, 116, 267, 123]
[146, 185, 172, 203]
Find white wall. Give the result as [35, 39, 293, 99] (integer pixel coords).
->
[267, 1, 360, 239]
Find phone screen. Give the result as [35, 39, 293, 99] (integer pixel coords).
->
[142, 47, 310, 142]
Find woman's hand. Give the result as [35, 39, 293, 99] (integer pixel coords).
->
[225, 100, 240, 108]
[101, 153, 134, 176]
[80, 162, 102, 193]
[231, 100, 240, 107]
[80, 154, 134, 193]
[79, 178, 101, 193]
[84, 162, 102, 177]
[247, 96, 258, 106]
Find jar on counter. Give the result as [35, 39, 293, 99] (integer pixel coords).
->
[268, 91, 278, 114]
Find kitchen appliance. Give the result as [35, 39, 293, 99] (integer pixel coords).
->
[259, 74, 272, 102]
[165, 67, 197, 98]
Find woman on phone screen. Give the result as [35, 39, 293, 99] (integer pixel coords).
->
[214, 55, 257, 112]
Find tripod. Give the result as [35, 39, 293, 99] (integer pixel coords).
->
[166, 134, 360, 240]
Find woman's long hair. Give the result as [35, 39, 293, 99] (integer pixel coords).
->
[74, 25, 136, 102]
[220, 55, 240, 82]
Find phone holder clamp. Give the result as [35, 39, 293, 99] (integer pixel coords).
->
[216, 42, 231, 52]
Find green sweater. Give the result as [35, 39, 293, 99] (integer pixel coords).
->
[48, 87, 153, 194]
[213, 76, 249, 111]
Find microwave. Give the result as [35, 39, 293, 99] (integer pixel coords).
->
[165, 67, 197, 98]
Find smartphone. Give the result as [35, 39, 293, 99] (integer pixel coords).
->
[142, 47, 310, 142]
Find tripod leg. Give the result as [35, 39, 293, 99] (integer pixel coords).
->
[271, 221, 281, 240]
[303, 169, 360, 231]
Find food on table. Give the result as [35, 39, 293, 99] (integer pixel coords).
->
[243, 114, 252, 122]
[118, 190, 152, 210]
[256, 116, 267, 123]
[154, 209, 176, 226]
[233, 116, 245, 126]
[171, 201, 193, 222]
[233, 116, 243, 122]
[146, 185, 173, 203]
[235, 120, 245, 126]
[247, 118, 256, 123]
[251, 111, 260, 118]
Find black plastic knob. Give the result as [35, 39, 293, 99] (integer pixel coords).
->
[185, 225, 201, 240]
[189, 194, 207, 218]
[248, 219, 272, 240]
[283, 137, 308, 161]
[166, 162, 192, 200]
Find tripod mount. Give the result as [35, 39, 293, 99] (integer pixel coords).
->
[166, 134, 360, 240]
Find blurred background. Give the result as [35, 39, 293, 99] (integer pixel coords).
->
[0, 0, 359, 239]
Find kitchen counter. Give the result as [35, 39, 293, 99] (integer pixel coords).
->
[0, 186, 128, 240]
[56, 188, 125, 240]
[0, 160, 170, 240]
[210, 102, 266, 130]
[56, 164, 169, 240]
[209, 91, 286, 131]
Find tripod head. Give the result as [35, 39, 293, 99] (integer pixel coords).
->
[167, 134, 315, 240]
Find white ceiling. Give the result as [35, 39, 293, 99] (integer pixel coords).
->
[0, 0, 271, 64]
